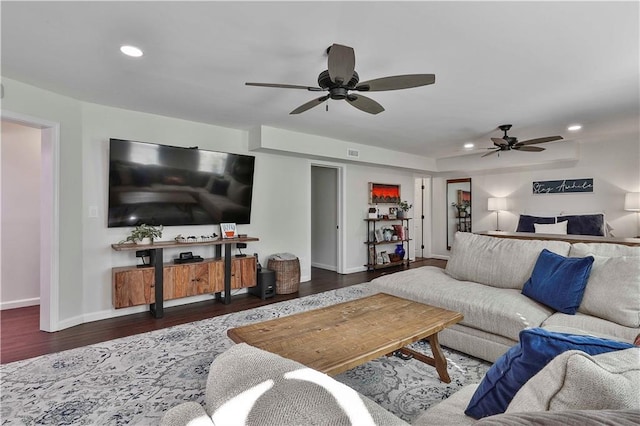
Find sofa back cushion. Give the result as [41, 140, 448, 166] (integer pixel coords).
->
[445, 233, 571, 289]
[569, 246, 640, 328]
[570, 242, 640, 257]
[205, 343, 408, 426]
[506, 347, 640, 412]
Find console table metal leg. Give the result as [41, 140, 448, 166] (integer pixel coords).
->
[223, 243, 232, 304]
[149, 248, 164, 318]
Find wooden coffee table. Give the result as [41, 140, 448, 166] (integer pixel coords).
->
[227, 293, 463, 382]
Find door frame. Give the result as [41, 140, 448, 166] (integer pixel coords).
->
[1, 110, 60, 332]
[309, 160, 346, 274]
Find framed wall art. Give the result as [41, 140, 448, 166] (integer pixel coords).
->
[369, 183, 401, 204]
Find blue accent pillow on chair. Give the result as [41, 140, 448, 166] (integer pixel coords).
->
[521, 249, 594, 314]
[464, 328, 634, 419]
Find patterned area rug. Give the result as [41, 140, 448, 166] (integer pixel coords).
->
[0, 284, 490, 425]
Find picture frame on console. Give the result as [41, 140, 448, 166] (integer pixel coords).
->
[220, 223, 237, 239]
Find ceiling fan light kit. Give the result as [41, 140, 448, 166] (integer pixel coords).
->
[245, 43, 435, 115]
[482, 124, 563, 158]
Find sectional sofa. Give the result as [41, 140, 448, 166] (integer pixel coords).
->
[371, 231, 640, 362]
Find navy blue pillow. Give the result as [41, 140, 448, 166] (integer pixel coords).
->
[557, 214, 605, 236]
[464, 328, 634, 419]
[516, 215, 555, 233]
[521, 249, 594, 314]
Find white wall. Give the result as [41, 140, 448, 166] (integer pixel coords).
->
[1, 121, 41, 309]
[311, 166, 337, 271]
[431, 132, 640, 257]
[1, 78, 84, 327]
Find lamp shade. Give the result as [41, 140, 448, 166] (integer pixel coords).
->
[488, 197, 508, 211]
[624, 192, 640, 211]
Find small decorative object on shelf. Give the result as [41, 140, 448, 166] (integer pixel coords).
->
[119, 224, 163, 245]
[397, 200, 412, 219]
[220, 223, 237, 239]
[395, 243, 406, 259]
[368, 207, 378, 219]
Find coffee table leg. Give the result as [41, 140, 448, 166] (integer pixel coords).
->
[427, 333, 451, 383]
[395, 333, 451, 383]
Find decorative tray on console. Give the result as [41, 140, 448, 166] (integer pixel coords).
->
[174, 234, 220, 244]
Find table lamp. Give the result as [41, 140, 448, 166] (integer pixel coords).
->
[624, 192, 640, 237]
[488, 197, 508, 231]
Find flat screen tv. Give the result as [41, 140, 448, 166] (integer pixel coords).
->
[108, 138, 255, 227]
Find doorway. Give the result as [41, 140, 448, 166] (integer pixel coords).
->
[310, 162, 345, 274]
[1, 112, 59, 332]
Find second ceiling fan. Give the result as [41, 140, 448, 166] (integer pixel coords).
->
[246, 43, 435, 115]
[482, 124, 563, 157]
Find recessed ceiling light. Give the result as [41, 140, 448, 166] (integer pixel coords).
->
[464, 143, 474, 149]
[120, 45, 143, 57]
[567, 124, 582, 131]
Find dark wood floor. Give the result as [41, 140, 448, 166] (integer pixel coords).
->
[0, 258, 445, 364]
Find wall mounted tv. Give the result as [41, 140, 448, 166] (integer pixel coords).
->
[108, 138, 255, 228]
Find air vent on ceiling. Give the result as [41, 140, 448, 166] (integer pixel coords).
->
[347, 148, 360, 158]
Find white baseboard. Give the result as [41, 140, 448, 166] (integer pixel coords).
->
[0, 297, 40, 310]
[311, 262, 337, 271]
[430, 254, 450, 261]
[344, 265, 368, 274]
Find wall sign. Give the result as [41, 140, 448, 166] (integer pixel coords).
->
[532, 178, 593, 194]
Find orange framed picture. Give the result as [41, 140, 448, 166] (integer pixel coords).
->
[369, 183, 401, 204]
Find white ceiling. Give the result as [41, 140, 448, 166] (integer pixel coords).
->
[2, 1, 638, 159]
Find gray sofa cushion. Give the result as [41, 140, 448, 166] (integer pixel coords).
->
[160, 401, 213, 426]
[507, 348, 640, 412]
[570, 242, 640, 257]
[205, 343, 407, 426]
[477, 409, 640, 425]
[445, 232, 571, 290]
[542, 312, 639, 343]
[570, 250, 640, 328]
[413, 384, 478, 426]
[370, 266, 553, 341]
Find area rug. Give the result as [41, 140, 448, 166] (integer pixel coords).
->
[0, 283, 490, 425]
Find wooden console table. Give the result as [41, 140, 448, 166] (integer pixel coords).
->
[475, 231, 640, 247]
[111, 236, 259, 318]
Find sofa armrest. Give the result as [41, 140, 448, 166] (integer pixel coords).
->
[160, 402, 213, 426]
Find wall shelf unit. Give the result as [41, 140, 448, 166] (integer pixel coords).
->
[111, 237, 258, 318]
[364, 218, 411, 271]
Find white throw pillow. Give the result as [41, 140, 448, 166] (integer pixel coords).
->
[534, 220, 568, 235]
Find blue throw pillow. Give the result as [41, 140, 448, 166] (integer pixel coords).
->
[464, 328, 634, 419]
[521, 249, 594, 314]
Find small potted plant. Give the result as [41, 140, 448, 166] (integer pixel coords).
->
[397, 200, 412, 219]
[452, 201, 470, 217]
[120, 224, 163, 245]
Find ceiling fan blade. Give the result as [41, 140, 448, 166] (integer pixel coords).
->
[328, 43, 355, 85]
[516, 136, 563, 146]
[246, 82, 323, 92]
[491, 137, 508, 147]
[355, 74, 435, 92]
[514, 145, 545, 152]
[482, 149, 499, 158]
[289, 95, 330, 115]
[346, 94, 385, 115]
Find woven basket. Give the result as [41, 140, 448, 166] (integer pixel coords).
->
[267, 256, 300, 294]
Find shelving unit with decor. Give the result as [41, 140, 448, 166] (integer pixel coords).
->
[364, 218, 411, 271]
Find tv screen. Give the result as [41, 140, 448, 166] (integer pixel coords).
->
[108, 138, 255, 227]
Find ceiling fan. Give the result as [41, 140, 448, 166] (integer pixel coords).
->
[245, 43, 435, 115]
[482, 124, 563, 157]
